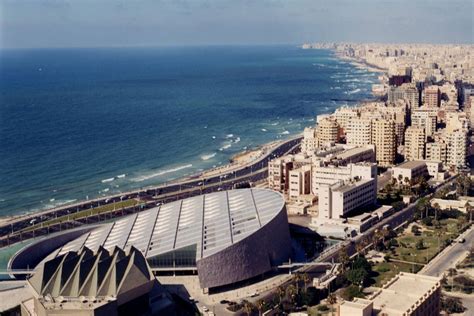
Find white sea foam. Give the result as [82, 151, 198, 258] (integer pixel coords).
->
[201, 153, 217, 160]
[346, 88, 361, 95]
[261, 128, 267, 132]
[117, 174, 126, 178]
[49, 198, 55, 202]
[226, 134, 234, 138]
[219, 143, 232, 151]
[280, 130, 290, 135]
[234, 137, 241, 143]
[101, 177, 114, 183]
[132, 164, 193, 182]
[212, 136, 216, 139]
[271, 122, 279, 126]
[102, 188, 110, 193]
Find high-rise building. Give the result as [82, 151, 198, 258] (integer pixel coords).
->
[446, 130, 468, 169]
[301, 127, 318, 154]
[346, 118, 372, 146]
[315, 118, 340, 146]
[387, 83, 419, 108]
[334, 107, 359, 131]
[423, 85, 441, 107]
[412, 109, 437, 137]
[371, 120, 397, 166]
[268, 156, 294, 192]
[404, 126, 425, 161]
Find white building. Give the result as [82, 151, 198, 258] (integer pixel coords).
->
[318, 177, 376, 220]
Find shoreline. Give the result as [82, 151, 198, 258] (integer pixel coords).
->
[0, 49, 380, 223]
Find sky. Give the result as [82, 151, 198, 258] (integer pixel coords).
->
[1, 0, 472, 49]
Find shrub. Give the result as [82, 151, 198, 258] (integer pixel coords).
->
[341, 285, 365, 301]
[441, 296, 465, 314]
[317, 304, 329, 311]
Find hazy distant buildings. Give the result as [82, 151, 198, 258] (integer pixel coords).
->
[423, 85, 441, 108]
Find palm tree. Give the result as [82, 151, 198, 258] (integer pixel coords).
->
[338, 246, 350, 271]
[433, 203, 440, 221]
[256, 299, 265, 316]
[286, 284, 297, 305]
[243, 301, 254, 316]
[294, 273, 302, 295]
[302, 273, 311, 293]
[276, 285, 285, 304]
[327, 293, 337, 316]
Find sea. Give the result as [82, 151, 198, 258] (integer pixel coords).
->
[0, 45, 379, 216]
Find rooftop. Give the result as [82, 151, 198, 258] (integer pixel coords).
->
[332, 178, 374, 193]
[44, 189, 284, 263]
[394, 160, 426, 170]
[370, 273, 441, 316]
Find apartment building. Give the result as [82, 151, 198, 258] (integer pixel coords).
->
[423, 85, 441, 107]
[316, 118, 340, 146]
[412, 108, 437, 137]
[371, 120, 397, 166]
[301, 127, 318, 155]
[346, 118, 372, 146]
[446, 130, 468, 169]
[334, 107, 359, 131]
[404, 126, 425, 161]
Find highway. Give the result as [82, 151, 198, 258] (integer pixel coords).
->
[420, 226, 474, 277]
[0, 136, 302, 248]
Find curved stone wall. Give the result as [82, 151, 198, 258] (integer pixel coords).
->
[196, 205, 291, 289]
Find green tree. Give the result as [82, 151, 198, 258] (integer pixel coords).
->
[346, 268, 369, 286]
[416, 239, 425, 250]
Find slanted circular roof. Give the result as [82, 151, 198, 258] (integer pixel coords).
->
[52, 189, 285, 261]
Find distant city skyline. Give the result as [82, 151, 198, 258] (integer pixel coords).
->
[1, 0, 472, 49]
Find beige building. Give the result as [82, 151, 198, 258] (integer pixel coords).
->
[339, 273, 441, 316]
[446, 130, 468, 169]
[371, 120, 396, 167]
[288, 165, 312, 201]
[393, 160, 447, 183]
[346, 118, 372, 146]
[404, 126, 425, 161]
[268, 154, 312, 193]
[316, 118, 340, 146]
[423, 85, 441, 108]
[425, 141, 447, 164]
[302, 127, 319, 155]
[445, 111, 469, 133]
[411, 109, 437, 137]
[334, 107, 359, 131]
[332, 145, 376, 166]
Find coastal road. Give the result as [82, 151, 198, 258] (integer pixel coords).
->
[0, 136, 302, 247]
[420, 226, 474, 277]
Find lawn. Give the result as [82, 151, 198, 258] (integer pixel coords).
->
[370, 261, 416, 287]
[21, 199, 140, 232]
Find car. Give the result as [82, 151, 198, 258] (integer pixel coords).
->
[219, 300, 229, 304]
[456, 237, 465, 243]
[250, 291, 259, 297]
[202, 306, 209, 312]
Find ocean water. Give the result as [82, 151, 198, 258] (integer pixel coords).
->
[0, 45, 378, 215]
